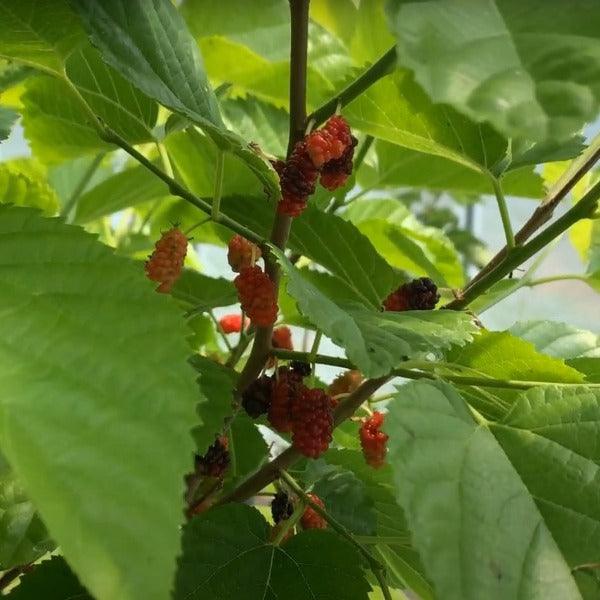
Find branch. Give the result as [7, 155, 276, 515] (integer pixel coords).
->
[235, 0, 310, 393]
[99, 127, 265, 247]
[459, 133, 600, 294]
[62, 152, 105, 220]
[445, 176, 600, 309]
[218, 376, 389, 504]
[271, 348, 600, 390]
[306, 47, 397, 127]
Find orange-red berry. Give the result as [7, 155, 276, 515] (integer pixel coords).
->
[272, 326, 293, 351]
[219, 313, 248, 334]
[319, 135, 358, 191]
[227, 234, 261, 273]
[234, 266, 278, 327]
[327, 370, 363, 408]
[359, 411, 388, 469]
[301, 494, 327, 529]
[145, 227, 187, 293]
[276, 141, 319, 217]
[305, 116, 353, 168]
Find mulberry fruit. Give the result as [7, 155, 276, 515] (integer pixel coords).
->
[145, 227, 187, 293]
[305, 116, 353, 168]
[219, 313, 248, 334]
[290, 361, 311, 378]
[242, 374, 272, 418]
[301, 494, 327, 529]
[267, 367, 301, 433]
[277, 141, 319, 217]
[383, 277, 440, 312]
[227, 234, 262, 273]
[271, 491, 295, 524]
[327, 370, 363, 408]
[290, 387, 333, 458]
[319, 135, 358, 191]
[234, 266, 278, 327]
[272, 326, 293, 351]
[196, 435, 229, 478]
[359, 412, 388, 469]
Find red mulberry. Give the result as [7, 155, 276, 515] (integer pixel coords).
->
[290, 387, 333, 458]
[196, 435, 230, 478]
[359, 411, 388, 469]
[272, 326, 293, 351]
[305, 116, 353, 168]
[383, 277, 440, 312]
[227, 234, 262, 273]
[267, 367, 301, 433]
[301, 494, 327, 529]
[234, 266, 278, 327]
[145, 227, 187, 293]
[277, 141, 319, 217]
[319, 135, 358, 191]
[219, 313, 248, 334]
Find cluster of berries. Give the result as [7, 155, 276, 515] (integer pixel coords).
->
[242, 363, 334, 459]
[270, 491, 327, 542]
[383, 277, 439, 312]
[227, 235, 278, 327]
[275, 115, 357, 217]
[195, 435, 230, 478]
[145, 227, 188, 293]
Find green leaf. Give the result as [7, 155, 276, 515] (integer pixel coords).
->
[7, 557, 92, 600]
[171, 271, 237, 311]
[0, 206, 198, 600]
[274, 247, 476, 377]
[386, 379, 583, 600]
[0, 454, 53, 570]
[346, 199, 464, 287]
[165, 128, 263, 197]
[0, 0, 84, 75]
[0, 106, 17, 141]
[65, 45, 159, 143]
[510, 320, 600, 359]
[345, 69, 508, 173]
[0, 161, 59, 215]
[74, 164, 169, 224]
[221, 96, 288, 157]
[72, 0, 222, 128]
[490, 386, 600, 591]
[21, 75, 112, 162]
[449, 330, 585, 384]
[567, 358, 600, 383]
[224, 414, 268, 493]
[313, 468, 377, 536]
[174, 503, 371, 599]
[189, 356, 236, 452]
[360, 139, 544, 199]
[323, 449, 433, 600]
[387, 0, 600, 143]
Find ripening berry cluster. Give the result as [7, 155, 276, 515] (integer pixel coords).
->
[145, 227, 188, 293]
[218, 313, 248, 334]
[268, 491, 327, 543]
[383, 277, 440, 312]
[227, 235, 278, 328]
[301, 494, 327, 529]
[241, 363, 334, 459]
[195, 435, 230, 478]
[359, 412, 388, 469]
[275, 115, 357, 217]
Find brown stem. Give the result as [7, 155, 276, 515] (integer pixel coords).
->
[458, 136, 600, 294]
[235, 0, 310, 393]
[218, 376, 389, 504]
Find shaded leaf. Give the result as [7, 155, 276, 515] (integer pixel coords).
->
[387, 0, 600, 142]
[174, 503, 371, 599]
[172, 271, 238, 311]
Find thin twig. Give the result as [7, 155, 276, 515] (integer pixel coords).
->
[62, 152, 105, 221]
